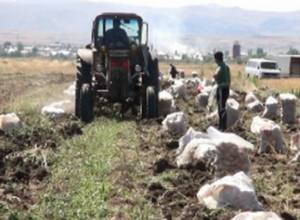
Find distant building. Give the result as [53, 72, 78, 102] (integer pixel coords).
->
[274, 55, 300, 77]
[172, 54, 182, 61]
[232, 41, 241, 59]
[4, 46, 17, 54]
[192, 52, 204, 61]
[157, 51, 169, 60]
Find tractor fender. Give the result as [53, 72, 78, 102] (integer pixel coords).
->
[77, 48, 93, 65]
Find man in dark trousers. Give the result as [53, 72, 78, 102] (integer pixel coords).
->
[213, 51, 231, 131]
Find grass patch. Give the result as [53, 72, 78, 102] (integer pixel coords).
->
[250, 76, 260, 88]
[253, 164, 300, 219]
[5, 82, 72, 113]
[291, 88, 300, 98]
[14, 118, 155, 220]
[260, 77, 300, 91]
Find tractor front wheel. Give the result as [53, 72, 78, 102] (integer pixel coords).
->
[79, 83, 94, 123]
[145, 86, 158, 118]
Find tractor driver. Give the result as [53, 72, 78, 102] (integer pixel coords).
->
[104, 19, 130, 48]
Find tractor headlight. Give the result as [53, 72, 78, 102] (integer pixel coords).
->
[135, 64, 142, 73]
[101, 45, 106, 53]
[95, 63, 103, 72]
[131, 44, 138, 52]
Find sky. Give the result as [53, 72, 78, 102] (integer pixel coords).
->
[1, 0, 300, 12]
[86, 0, 300, 12]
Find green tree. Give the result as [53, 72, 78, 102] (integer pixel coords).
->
[287, 47, 300, 55]
[32, 46, 38, 56]
[256, 48, 266, 58]
[16, 42, 24, 52]
[3, 41, 12, 49]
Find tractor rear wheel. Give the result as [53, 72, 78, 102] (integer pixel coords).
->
[79, 83, 94, 123]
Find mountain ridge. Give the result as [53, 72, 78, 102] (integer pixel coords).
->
[0, 1, 299, 46]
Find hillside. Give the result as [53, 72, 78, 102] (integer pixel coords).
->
[0, 1, 300, 46]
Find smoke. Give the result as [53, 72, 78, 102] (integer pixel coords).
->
[147, 10, 210, 55]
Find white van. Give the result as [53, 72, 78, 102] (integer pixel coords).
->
[245, 59, 281, 78]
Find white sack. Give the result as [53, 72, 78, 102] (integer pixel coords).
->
[202, 78, 213, 87]
[191, 71, 198, 78]
[0, 113, 22, 132]
[207, 127, 253, 176]
[226, 98, 240, 128]
[290, 132, 300, 152]
[63, 82, 76, 96]
[177, 127, 253, 176]
[245, 92, 258, 104]
[202, 85, 213, 94]
[279, 93, 297, 124]
[41, 100, 72, 118]
[207, 126, 254, 151]
[250, 116, 286, 153]
[208, 85, 218, 110]
[185, 77, 201, 95]
[195, 93, 209, 111]
[262, 96, 279, 119]
[214, 142, 251, 176]
[176, 138, 217, 168]
[229, 90, 240, 100]
[231, 212, 282, 220]
[206, 110, 218, 120]
[159, 90, 175, 116]
[177, 139, 251, 176]
[162, 112, 188, 137]
[169, 79, 186, 99]
[247, 100, 264, 113]
[197, 172, 262, 211]
[291, 152, 300, 163]
[178, 69, 185, 78]
[177, 127, 208, 155]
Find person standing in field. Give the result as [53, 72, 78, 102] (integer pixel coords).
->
[169, 64, 179, 79]
[213, 51, 231, 131]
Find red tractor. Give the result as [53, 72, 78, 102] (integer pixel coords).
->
[75, 13, 159, 122]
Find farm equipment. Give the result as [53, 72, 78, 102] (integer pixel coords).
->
[75, 13, 159, 122]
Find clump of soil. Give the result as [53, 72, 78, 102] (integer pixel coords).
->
[0, 114, 82, 209]
[153, 158, 175, 174]
[147, 182, 166, 203]
[55, 115, 83, 138]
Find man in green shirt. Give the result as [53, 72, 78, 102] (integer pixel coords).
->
[213, 51, 231, 131]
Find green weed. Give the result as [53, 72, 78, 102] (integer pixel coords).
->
[25, 118, 155, 219]
[291, 88, 300, 98]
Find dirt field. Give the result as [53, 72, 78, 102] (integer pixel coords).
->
[0, 59, 81, 219]
[134, 95, 300, 219]
[0, 58, 299, 219]
[0, 58, 75, 109]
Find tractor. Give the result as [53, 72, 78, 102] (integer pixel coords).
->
[75, 13, 159, 122]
